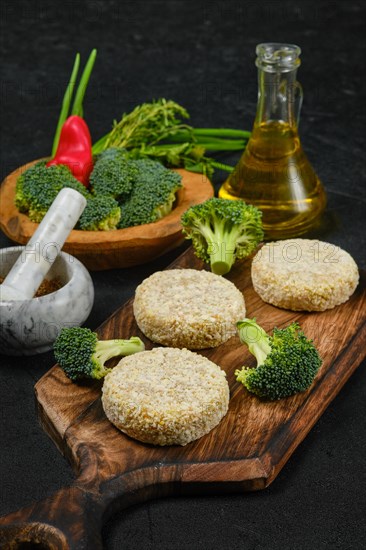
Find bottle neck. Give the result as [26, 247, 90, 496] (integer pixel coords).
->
[254, 67, 302, 129]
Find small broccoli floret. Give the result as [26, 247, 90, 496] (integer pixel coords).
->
[98, 147, 128, 161]
[118, 159, 182, 228]
[181, 198, 263, 276]
[77, 195, 121, 230]
[54, 327, 145, 381]
[235, 319, 322, 400]
[90, 147, 137, 200]
[15, 161, 89, 222]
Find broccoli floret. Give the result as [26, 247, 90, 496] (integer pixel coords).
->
[90, 147, 137, 200]
[77, 195, 121, 230]
[15, 161, 89, 222]
[235, 319, 322, 400]
[181, 197, 263, 276]
[54, 327, 145, 381]
[118, 159, 182, 228]
[98, 147, 128, 161]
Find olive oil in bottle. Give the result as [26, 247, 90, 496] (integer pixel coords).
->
[219, 44, 326, 239]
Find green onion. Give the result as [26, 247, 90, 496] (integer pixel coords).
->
[192, 128, 251, 139]
[209, 161, 235, 172]
[161, 131, 247, 147]
[186, 141, 247, 152]
[92, 134, 109, 155]
[51, 53, 80, 157]
[71, 49, 97, 117]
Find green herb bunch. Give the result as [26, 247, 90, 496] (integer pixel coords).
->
[92, 99, 250, 178]
[52, 51, 251, 178]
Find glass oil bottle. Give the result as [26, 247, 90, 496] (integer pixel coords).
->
[219, 43, 326, 239]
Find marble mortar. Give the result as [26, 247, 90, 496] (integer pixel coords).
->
[0, 246, 94, 355]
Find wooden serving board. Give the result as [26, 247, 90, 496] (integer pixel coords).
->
[1, 248, 366, 549]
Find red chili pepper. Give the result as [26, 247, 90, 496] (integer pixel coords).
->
[47, 115, 93, 187]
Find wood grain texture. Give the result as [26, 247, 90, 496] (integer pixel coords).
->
[1, 248, 365, 549]
[0, 162, 214, 270]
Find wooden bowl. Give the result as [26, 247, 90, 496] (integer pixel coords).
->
[0, 161, 214, 270]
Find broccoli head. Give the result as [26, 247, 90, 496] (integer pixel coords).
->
[118, 159, 182, 228]
[15, 161, 89, 222]
[181, 198, 263, 276]
[97, 147, 128, 161]
[77, 195, 121, 230]
[235, 318, 322, 400]
[54, 327, 145, 381]
[90, 147, 137, 200]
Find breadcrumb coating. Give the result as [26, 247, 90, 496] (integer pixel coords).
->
[133, 269, 246, 349]
[101, 347, 230, 446]
[251, 239, 359, 311]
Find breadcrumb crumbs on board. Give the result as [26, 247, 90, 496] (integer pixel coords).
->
[133, 268, 246, 349]
[101, 347, 230, 446]
[251, 239, 359, 311]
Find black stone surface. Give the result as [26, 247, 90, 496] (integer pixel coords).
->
[0, 1, 365, 549]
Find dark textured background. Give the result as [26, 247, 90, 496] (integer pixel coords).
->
[0, 1, 365, 548]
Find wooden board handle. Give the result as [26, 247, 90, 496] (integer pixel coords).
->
[0, 485, 104, 549]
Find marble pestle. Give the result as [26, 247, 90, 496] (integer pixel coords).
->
[0, 188, 87, 301]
